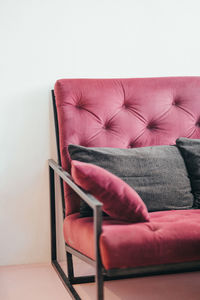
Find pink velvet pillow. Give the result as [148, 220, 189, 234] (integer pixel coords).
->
[71, 160, 149, 222]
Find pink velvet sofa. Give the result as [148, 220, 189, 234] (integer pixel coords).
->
[49, 77, 200, 300]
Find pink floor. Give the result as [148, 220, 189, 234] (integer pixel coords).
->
[1, 257, 200, 300]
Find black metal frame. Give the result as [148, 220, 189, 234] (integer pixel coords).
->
[49, 159, 103, 299]
[49, 90, 200, 300]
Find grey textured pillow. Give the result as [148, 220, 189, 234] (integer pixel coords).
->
[68, 144, 194, 216]
[176, 137, 200, 208]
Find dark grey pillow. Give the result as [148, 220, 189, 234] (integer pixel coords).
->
[176, 137, 200, 208]
[68, 144, 194, 216]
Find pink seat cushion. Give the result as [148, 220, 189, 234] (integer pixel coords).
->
[63, 210, 200, 270]
[71, 160, 149, 222]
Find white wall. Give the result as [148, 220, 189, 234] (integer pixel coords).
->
[1, 0, 200, 266]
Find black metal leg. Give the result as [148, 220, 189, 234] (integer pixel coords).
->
[49, 161, 106, 299]
[94, 206, 104, 300]
[96, 264, 104, 300]
[67, 251, 74, 281]
[49, 166, 57, 262]
[49, 166, 81, 300]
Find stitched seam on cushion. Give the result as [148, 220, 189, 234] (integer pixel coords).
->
[186, 126, 198, 138]
[120, 81, 126, 102]
[123, 107, 147, 124]
[106, 108, 124, 125]
[129, 128, 148, 145]
[173, 104, 196, 121]
[151, 105, 174, 124]
[76, 106, 102, 123]
[86, 127, 128, 145]
[58, 103, 102, 124]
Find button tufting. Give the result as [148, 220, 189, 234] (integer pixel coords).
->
[103, 121, 111, 130]
[75, 99, 85, 109]
[128, 141, 135, 148]
[172, 98, 181, 106]
[147, 122, 157, 130]
[196, 121, 200, 127]
[75, 100, 84, 109]
[122, 102, 128, 109]
[123, 102, 132, 109]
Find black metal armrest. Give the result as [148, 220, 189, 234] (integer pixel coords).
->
[48, 159, 103, 296]
[48, 159, 103, 210]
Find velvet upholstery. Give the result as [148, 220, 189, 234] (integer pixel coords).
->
[71, 160, 149, 222]
[54, 77, 200, 216]
[63, 210, 200, 270]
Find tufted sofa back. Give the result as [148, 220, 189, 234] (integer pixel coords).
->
[54, 77, 200, 216]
